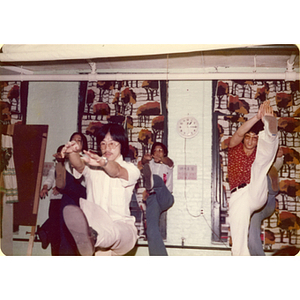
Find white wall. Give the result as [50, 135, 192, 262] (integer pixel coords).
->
[167, 81, 214, 248]
[27, 82, 79, 162]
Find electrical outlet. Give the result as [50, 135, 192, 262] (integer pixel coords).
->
[181, 237, 185, 246]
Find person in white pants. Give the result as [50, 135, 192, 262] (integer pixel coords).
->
[60, 124, 140, 256]
[227, 100, 279, 256]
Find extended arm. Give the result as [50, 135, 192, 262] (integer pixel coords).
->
[141, 153, 152, 165]
[61, 141, 85, 173]
[160, 156, 174, 168]
[82, 150, 129, 181]
[142, 153, 174, 168]
[61, 142, 129, 180]
[229, 115, 260, 148]
[229, 100, 274, 148]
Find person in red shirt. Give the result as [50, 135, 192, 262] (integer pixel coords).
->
[227, 100, 279, 255]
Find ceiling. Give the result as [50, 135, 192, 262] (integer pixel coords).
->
[0, 44, 299, 80]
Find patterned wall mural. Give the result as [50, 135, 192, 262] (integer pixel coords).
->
[3, 79, 299, 253]
[213, 80, 300, 252]
[0, 81, 26, 125]
[1, 81, 26, 194]
[77, 80, 168, 239]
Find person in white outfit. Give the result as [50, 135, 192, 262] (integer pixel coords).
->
[227, 100, 279, 256]
[61, 123, 140, 256]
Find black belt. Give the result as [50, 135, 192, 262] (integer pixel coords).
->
[231, 183, 247, 194]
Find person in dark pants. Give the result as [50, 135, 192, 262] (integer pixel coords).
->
[142, 142, 174, 256]
[57, 171, 87, 255]
[248, 148, 283, 255]
[55, 132, 88, 255]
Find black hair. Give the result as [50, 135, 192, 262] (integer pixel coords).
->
[150, 142, 168, 157]
[69, 132, 88, 152]
[246, 120, 264, 135]
[242, 120, 264, 144]
[56, 145, 65, 153]
[96, 123, 129, 157]
[0, 101, 11, 124]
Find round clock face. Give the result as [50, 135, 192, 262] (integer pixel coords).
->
[177, 117, 199, 138]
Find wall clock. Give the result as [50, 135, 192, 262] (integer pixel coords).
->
[177, 116, 199, 138]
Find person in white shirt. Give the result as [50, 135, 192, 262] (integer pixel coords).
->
[61, 124, 140, 256]
[142, 142, 174, 255]
[38, 145, 64, 255]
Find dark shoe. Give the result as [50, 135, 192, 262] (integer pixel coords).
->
[63, 205, 95, 256]
[272, 246, 299, 256]
[37, 228, 49, 249]
[263, 115, 278, 136]
[143, 163, 154, 192]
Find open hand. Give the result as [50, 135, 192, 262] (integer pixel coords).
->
[143, 153, 152, 162]
[52, 187, 60, 195]
[61, 141, 80, 158]
[81, 150, 104, 167]
[39, 189, 48, 199]
[257, 100, 274, 120]
[53, 152, 64, 163]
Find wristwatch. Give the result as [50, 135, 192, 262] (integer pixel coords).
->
[101, 156, 108, 167]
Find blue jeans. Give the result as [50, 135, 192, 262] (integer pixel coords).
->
[248, 176, 278, 256]
[146, 175, 174, 256]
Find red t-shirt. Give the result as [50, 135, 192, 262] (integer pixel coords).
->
[227, 143, 256, 190]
